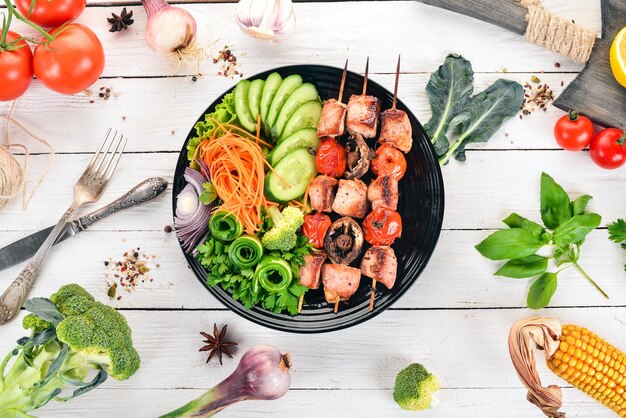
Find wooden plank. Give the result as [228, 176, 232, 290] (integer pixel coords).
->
[36, 387, 609, 418]
[0, 151, 623, 232]
[1, 73, 577, 154]
[3, 308, 626, 394]
[2, 2, 588, 78]
[0, 229, 623, 310]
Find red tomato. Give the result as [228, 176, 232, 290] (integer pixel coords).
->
[362, 207, 402, 246]
[554, 110, 594, 151]
[316, 138, 346, 178]
[371, 144, 407, 180]
[0, 32, 33, 101]
[589, 128, 626, 170]
[33, 24, 105, 95]
[15, 0, 85, 27]
[302, 212, 332, 249]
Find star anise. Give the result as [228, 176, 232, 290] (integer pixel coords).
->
[107, 8, 134, 33]
[199, 324, 238, 365]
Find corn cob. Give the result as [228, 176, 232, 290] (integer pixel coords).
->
[509, 317, 626, 417]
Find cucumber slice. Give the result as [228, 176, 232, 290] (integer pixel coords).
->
[234, 80, 256, 133]
[266, 74, 303, 133]
[265, 148, 317, 203]
[260, 73, 282, 126]
[248, 79, 265, 123]
[271, 83, 320, 140]
[269, 128, 320, 166]
[279, 100, 323, 142]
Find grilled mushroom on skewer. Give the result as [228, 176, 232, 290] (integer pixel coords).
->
[321, 263, 362, 314]
[317, 60, 349, 138]
[297, 252, 327, 312]
[324, 217, 364, 265]
[332, 179, 368, 218]
[367, 175, 399, 210]
[346, 58, 381, 139]
[379, 55, 413, 153]
[308, 175, 338, 213]
[361, 245, 398, 311]
[344, 133, 375, 180]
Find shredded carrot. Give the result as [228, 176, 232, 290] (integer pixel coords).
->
[198, 124, 275, 234]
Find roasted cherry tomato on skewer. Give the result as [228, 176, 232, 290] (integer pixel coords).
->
[589, 128, 626, 169]
[302, 212, 332, 249]
[371, 144, 407, 180]
[316, 138, 347, 178]
[554, 110, 594, 151]
[0, 31, 33, 101]
[362, 207, 402, 246]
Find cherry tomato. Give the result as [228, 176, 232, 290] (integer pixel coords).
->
[33, 24, 104, 95]
[362, 207, 402, 246]
[589, 128, 626, 170]
[371, 144, 407, 180]
[0, 31, 33, 101]
[15, 0, 85, 28]
[302, 212, 332, 249]
[316, 138, 346, 178]
[554, 110, 594, 151]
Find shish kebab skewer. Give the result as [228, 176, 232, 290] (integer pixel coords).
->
[316, 59, 349, 138]
[378, 55, 413, 153]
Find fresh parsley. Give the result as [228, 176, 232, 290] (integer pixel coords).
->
[199, 182, 217, 205]
[476, 172, 607, 309]
[608, 219, 626, 271]
[196, 234, 312, 315]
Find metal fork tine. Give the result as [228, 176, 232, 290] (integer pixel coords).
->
[102, 137, 126, 182]
[87, 128, 112, 172]
[94, 131, 119, 175]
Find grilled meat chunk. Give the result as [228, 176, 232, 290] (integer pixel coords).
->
[378, 108, 412, 153]
[332, 179, 368, 218]
[309, 175, 339, 213]
[345, 133, 375, 180]
[346, 94, 381, 138]
[317, 98, 347, 138]
[298, 252, 327, 289]
[360, 246, 397, 289]
[322, 263, 362, 302]
[367, 175, 399, 210]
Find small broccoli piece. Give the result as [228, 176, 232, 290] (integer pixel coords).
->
[393, 363, 439, 411]
[0, 284, 140, 416]
[261, 206, 304, 251]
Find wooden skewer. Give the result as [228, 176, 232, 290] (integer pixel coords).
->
[369, 278, 377, 312]
[338, 59, 348, 104]
[255, 114, 262, 142]
[362, 57, 369, 95]
[392, 54, 401, 110]
[334, 298, 340, 314]
[297, 294, 304, 313]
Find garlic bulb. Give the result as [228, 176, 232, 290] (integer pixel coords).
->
[236, 0, 296, 43]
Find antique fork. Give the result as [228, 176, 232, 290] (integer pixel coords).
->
[0, 129, 127, 326]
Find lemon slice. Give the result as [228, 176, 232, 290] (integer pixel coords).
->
[610, 27, 626, 88]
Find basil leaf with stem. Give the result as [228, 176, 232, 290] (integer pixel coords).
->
[502, 213, 546, 238]
[475, 228, 545, 261]
[527, 272, 558, 309]
[553, 213, 602, 246]
[424, 54, 474, 156]
[540, 172, 572, 230]
[495, 254, 549, 279]
[572, 194, 592, 216]
[439, 78, 523, 164]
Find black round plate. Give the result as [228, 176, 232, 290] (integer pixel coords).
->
[173, 65, 445, 333]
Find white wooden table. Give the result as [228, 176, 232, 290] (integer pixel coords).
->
[1, 1, 624, 417]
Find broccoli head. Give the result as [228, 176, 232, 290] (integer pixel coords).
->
[1, 284, 140, 416]
[261, 206, 305, 251]
[393, 363, 439, 411]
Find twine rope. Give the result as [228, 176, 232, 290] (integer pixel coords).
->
[1, 101, 55, 211]
[517, 0, 597, 63]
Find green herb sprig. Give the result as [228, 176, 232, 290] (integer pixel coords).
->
[476, 172, 607, 309]
[607, 219, 626, 271]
